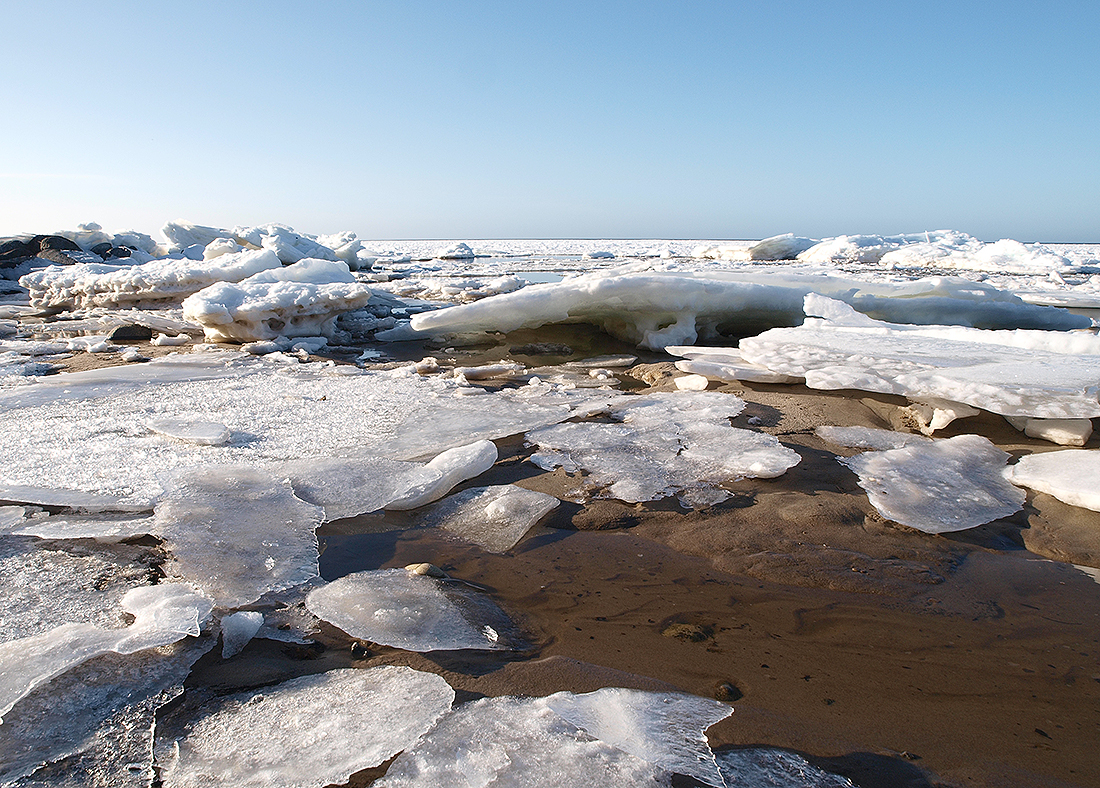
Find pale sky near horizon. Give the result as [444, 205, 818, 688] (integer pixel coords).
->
[2, 1, 1097, 242]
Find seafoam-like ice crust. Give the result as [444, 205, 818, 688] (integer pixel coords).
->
[1006, 450, 1100, 512]
[153, 466, 324, 609]
[527, 391, 800, 506]
[406, 270, 1087, 350]
[157, 667, 454, 788]
[0, 583, 212, 722]
[306, 569, 514, 652]
[19, 249, 283, 310]
[738, 295, 1100, 419]
[840, 434, 1026, 533]
[181, 259, 373, 342]
[418, 485, 560, 552]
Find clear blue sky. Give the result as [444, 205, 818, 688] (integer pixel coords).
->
[3, 1, 1097, 241]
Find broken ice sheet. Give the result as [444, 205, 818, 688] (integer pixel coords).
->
[0, 638, 213, 787]
[385, 440, 499, 511]
[814, 426, 932, 451]
[1, 512, 155, 542]
[376, 694, 671, 788]
[840, 434, 1026, 533]
[306, 568, 517, 651]
[715, 748, 855, 787]
[0, 583, 213, 722]
[157, 666, 454, 788]
[527, 391, 800, 505]
[154, 466, 324, 609]
[417, 485, 559, 553]
[1006, 449, 1100, 512]
[276, 455, 440, 522]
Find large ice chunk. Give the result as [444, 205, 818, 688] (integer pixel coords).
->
[738, 295, 1100, 419]
[157, 666, 453, 788]
[277, 455, 441, 522]
[418, 485, 559, 552]
[527, 392, 800, 506]
[306, 568, 516, 651]
[1006, 450, 1100, 512]
[385, 440, 499, 511]
[19, 248, 282, 310]
[840, 434, 1026, 533]
[153, 466, 324, 608]
[667, 346, 803, 384]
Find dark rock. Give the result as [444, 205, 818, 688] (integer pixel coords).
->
[108, 324, 153, 341]
[510, 342, 574, 356]
[34, 235, 82, 253]
[0, 239, 36, 266]
[104, 246, 133, 260]
[90, 242, 113, 257]
[36, 248, 80, 265]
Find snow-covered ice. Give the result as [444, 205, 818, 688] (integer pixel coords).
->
[157, 666, 454, 788]
[417, 484, 560, 552]
[840, 434, 1026, 533]
[1006, 450, 1100, 512]
[306, 568, 517, 651]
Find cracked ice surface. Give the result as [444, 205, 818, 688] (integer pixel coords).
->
[715, 748, 855, 787]
[153, 466, 324, 609]
[306, 569, 517, 652]
[0, 354, 587, 507]
[1006, 450, 1100, 512]
[158, 666, 453, 788]
[840, 434, 1026, 533]
[738, 295, 1100, 419]
[527, 392, 800, 506]
[418, 485, 560, 553]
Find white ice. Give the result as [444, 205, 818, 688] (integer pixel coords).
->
[219, 611, 264, 658]
[527, 391, 800, 506]
[157, 666, 454, 788]
[181, 258, 373, 342]
[385, 440, 499, 511]
[153, 466, 323, 609]
[840, 434, 1026, 533]
[814, 426, 932, 451]
[1006, 450, 1100, 512]
[715, 748, 855, 787]
[738, 295, 1100, 419]
[880, 235, 1076, 275]
[147, 417, 231, 446]
[694, 233, 818, 261]
[667, 346, 803, 384]
[1004, 416, 1093, 446]
[0, 583, 212, 722]
[417, 485, 559, 552]
[306, 568, 514, 652]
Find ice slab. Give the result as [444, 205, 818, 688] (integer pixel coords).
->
[277, 455, 441, 522]
[385, 440, 499, 511]
[1005, 416, 1093, 446]
[0, 583, 212, 722]
[1006, 450, 1100, 512]
[527, 392, 800, 506]
[20, 249, 282, 310]
[3, 512, 155, 541]
[306, 568, 517, 652]
[715, 748, 855, 787]
[814, 426, 932, 451]
[181, 259, 373, 342]
[669, 348, 802, 384]
[738, 295, 1100, 419]
[840, 434, 1026, 533]
[418, 485, 559, 552]
[219, 611, 264, 659]
[154, 466, 323, 609]
[408, 270, 1086, 350]
[147, 417, 231, 446]
[157, 666, 453, 788]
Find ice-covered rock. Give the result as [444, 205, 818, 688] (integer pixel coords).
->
[157, 666, 454, 788]
[182, 258, 373, 342]
[1006, 450, 1100, 512]
[840, 434, 1026, 533]
[219, 611, 264, 658]
[147, 417, 231, 446]
[385, 440, 499, 510]
[0, 583, 212, 721]
[153, 466, 324, 608]
[814, 426, 932, 451]
[527, 392, 800, 506]
[306, 568, 517, 651]
[20, 248, 283, 310]
[1004, 416, 1093, 446]
[906, 397, 980, 435]
[738, 295, 1100, 419]
[418, 485, 559, 552]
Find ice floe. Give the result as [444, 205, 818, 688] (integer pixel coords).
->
[840, 434, 1026, 533]
[157, 666, 454, 788]
[667, 345, 803, 384]
[306, 568, 517, 651]
[147, 417, 231, 446]
[417, 484, 559, 552]
[527, 391, 800, 506]
[1006, 450, 1100, 512]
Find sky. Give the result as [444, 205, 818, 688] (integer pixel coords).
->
[2, 1, 1097, 241]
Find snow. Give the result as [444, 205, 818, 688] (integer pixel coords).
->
[738, 295, 1100, 419]
[1006, 450, 1100, 512]
[840, 434, 1026, 533]
[157, 666, 454, 788]
[417, 484, 559, 552]
[527, 392, 800, 506]
[153, 466, 324, 608]
[306, 568, 517, 652]
[385, 440, 499, 510]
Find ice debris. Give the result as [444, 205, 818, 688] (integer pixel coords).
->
[157, 666, 454, 788]
[1006, 450, 1100, 512]
[840, 434, 1026, 533]
[385, 440, 499, 510]
[418, 485, 559, 552]
[306, 568, 516, 651]
[527, 391, 800, 506]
